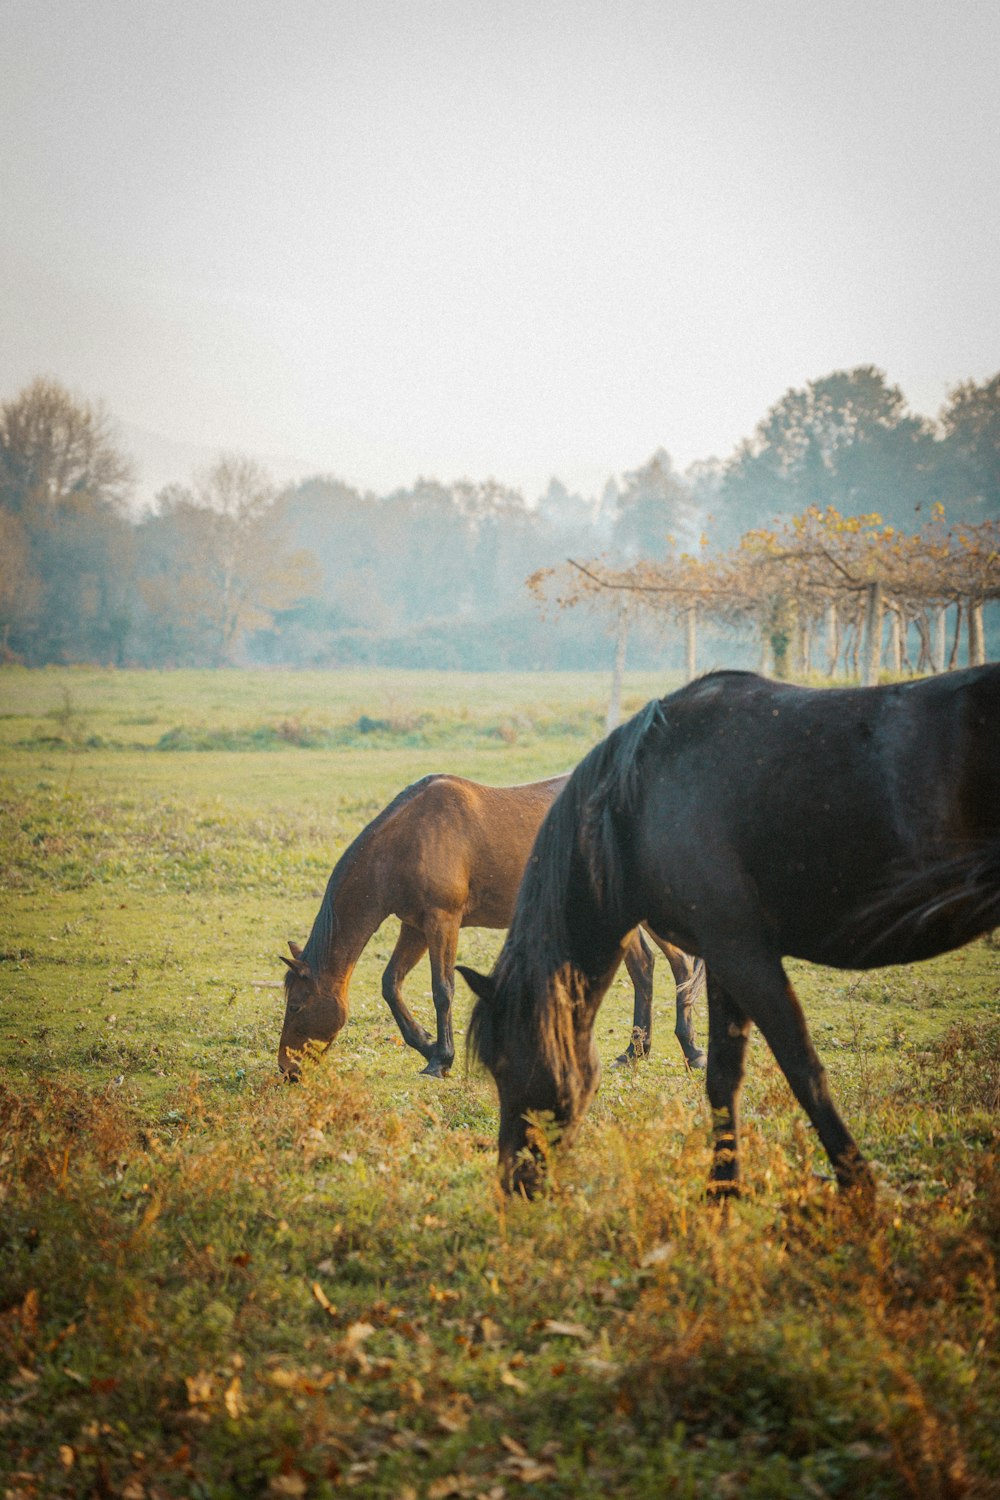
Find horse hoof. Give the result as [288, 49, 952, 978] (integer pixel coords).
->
[685, 1048, 707, 1070]
[706, 1180, 740, 1205]
[419, 1061, 451, 1079]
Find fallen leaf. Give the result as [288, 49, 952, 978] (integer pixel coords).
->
[542, 1319, 589, 1340]
[500, 1368, 528, 1394]
[268, 1477, 307, 1497]
[58, 1446, 75, 1469]
[311, 1282, 337, 1316]
[342, 1320, 375, 1351]
[427, 1477, 463, 1499]
[185, 1372, 213, 1406]
[19, 1288, 39, 1335]
[507, 1460, 555, 1484]
[224, 1375, 246, 1419]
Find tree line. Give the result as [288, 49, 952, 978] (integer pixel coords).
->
[1, 367, 997, 671]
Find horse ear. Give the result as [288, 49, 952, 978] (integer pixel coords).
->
[288, 940, 304, 960]
[456, 964, 495, 1003]
[280, 952, 311, 978]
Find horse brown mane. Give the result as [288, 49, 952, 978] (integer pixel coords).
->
[300, 774, 440, 975]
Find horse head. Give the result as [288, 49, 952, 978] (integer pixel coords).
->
[459, 960, 602, 1198]
[277, 940, 348, 1079]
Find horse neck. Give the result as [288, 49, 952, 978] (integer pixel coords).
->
[303, 858, 388, 990]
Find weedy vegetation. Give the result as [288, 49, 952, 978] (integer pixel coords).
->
[1, 668, 999, 1499]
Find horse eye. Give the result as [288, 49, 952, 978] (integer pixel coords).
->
[284, 983, 309, 1015]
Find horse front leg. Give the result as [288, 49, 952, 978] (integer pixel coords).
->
[704, 970, 752, 1199]
[420, 912, 458, 1078]
[381, 923, 433, 1060]
[648, 930, 707, 1068]
[617, 928, 654, 1064]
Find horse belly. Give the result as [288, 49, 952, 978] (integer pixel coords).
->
[463, 870, 521, 928]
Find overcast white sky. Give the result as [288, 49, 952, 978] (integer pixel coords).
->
[2, 0, 998, 504]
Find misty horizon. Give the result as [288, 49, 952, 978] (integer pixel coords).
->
[3, 1, 998, 506]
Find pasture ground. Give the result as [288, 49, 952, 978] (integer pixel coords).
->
[1, 666, 999, 1499]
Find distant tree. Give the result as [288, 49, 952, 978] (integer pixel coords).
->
[537, 477, 593, 531]
[715, 367, 939, 543]
[613, 448, 697, 559]
[939, 373, 1000, 520]
[0, 376, 134, 515]
[0, 377, 136, 662]
[684, 456, 724, 528]
[136, 458, 320, 664]
[0, 510, 40, 659]
[595, 476, 620, 537]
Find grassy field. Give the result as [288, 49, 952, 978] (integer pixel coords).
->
[1, 666, 999, 1499]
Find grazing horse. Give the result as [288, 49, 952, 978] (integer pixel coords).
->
[278, 772, 705, 1079]
[459, 667, 1000, 1201]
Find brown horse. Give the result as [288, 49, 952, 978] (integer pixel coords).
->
[278, 772, 705, 1079]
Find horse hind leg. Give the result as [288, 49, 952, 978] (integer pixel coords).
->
[420, 911, 459, 1079]
[617, 928, 655, 1065]
[708, 952, 875, 1205]
[381, 923, 433, 1060]
[649, 930, 707, 1069]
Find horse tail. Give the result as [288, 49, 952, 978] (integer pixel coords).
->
[680, 956, 707, 1000]
[853, 841, 1000, 962]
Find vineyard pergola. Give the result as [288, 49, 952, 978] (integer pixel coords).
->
[529, 508, 1000, 706]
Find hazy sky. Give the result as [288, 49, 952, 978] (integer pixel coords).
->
[2, 0, 998, 504]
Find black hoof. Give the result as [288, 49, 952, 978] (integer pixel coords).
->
[684, 1048, 708, 1070]
[419, 1060, 451, 1078]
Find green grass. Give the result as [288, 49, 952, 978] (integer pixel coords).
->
[1, 666, 999, 1499]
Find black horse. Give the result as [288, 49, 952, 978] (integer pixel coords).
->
[459, 666, 1000, 1202]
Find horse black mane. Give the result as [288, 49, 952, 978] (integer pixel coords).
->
[467, 677, 751, 1075]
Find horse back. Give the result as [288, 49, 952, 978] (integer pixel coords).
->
[385, 773, 569, 928]
[632, 667, 1000, 968]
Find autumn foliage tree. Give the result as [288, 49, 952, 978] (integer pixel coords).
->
[534, 506, 999, 687]
[135, 458, 320, 665]
[0, 377, 136, 663]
